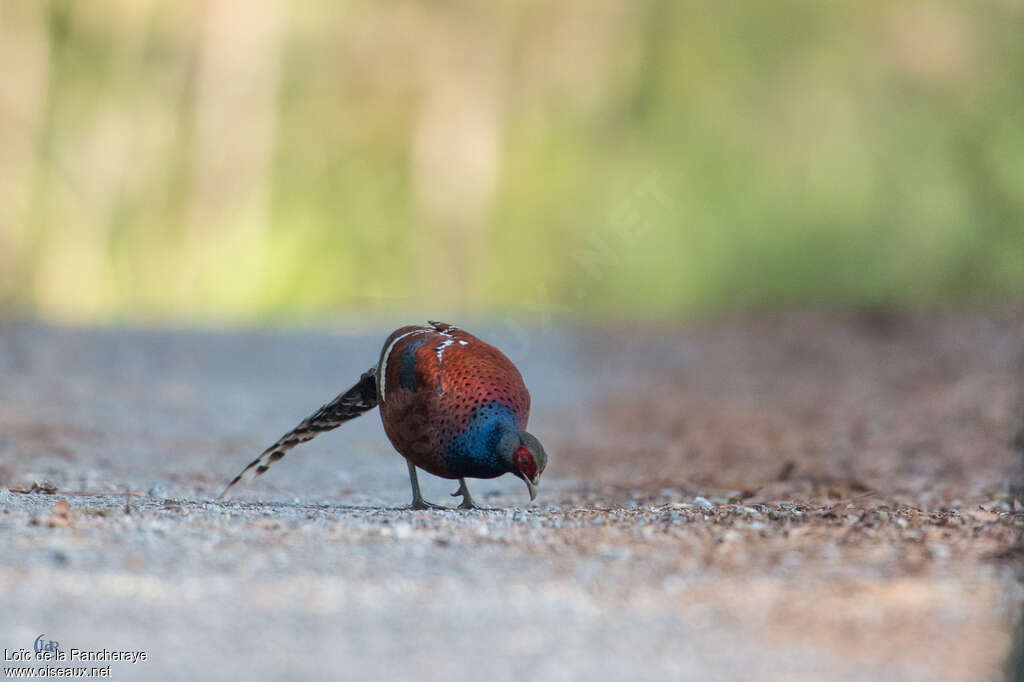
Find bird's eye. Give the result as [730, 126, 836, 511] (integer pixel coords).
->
[514, 445, 536, 479]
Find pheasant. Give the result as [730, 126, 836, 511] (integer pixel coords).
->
[220, 322, 548, 509]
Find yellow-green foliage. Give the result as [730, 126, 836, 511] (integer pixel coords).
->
[2, 0, 1022, 322]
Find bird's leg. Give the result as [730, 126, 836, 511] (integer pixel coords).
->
[451, 478, 482, 510]
[407, 460, 446, 510]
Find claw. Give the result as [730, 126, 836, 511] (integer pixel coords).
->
[451, 478, 485, 510]
[409, 499, 447, 510]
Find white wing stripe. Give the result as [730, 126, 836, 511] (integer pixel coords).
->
[378, 327, 431, 403]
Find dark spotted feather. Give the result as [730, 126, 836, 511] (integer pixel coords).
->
[218, 367, 378, 498]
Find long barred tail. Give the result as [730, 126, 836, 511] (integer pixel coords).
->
[218, 367, 379, 499]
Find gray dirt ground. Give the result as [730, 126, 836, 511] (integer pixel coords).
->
[1, 311, 1022, 681]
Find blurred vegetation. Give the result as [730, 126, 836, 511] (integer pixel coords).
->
[1, 0, 1023, 323]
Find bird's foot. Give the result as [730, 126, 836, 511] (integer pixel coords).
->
[409, 498, 447, 511]
[451, 479, 487, 510]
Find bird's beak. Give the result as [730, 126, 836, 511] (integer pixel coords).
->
[523, 476, 539, 501]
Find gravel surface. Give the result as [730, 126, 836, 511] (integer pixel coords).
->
[1, 311, 1021, 681]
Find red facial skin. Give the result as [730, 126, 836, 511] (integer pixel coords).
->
[514, 445, 537, 480]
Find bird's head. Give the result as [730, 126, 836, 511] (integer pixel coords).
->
[502, 430, 547, 501]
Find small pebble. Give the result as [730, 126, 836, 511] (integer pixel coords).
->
[693, 497, 714, 511]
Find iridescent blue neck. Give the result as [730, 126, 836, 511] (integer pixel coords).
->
[443, 401, 521, 478]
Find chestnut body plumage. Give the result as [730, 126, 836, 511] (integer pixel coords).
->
[220, 322, 547, 508]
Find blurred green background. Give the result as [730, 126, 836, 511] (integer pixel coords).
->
[1, 0, 1022, 323]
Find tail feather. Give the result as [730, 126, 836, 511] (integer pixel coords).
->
[219, 367, 378, 499]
